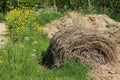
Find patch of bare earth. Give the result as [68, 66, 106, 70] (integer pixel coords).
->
[43, 12, 120, 80]
[0, 22, 7, 48]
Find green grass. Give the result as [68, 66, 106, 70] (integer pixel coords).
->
[110, 13, 120, 22]
[0, 30, 50, 80]
[38, 59, 90, 80]
[0, 30, 89, 80]
[37, 12, 66, 26]
[79, 9, 120, 22]
[0, 40, 89, 80]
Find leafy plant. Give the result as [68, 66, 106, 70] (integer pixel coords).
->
[0, 13, 5, 21]
[6, 8, 42, 41]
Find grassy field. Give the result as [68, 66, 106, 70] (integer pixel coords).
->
[0, 30, 89, 80]
[0, 9, 90, 80]
[37, 12, 66, 26]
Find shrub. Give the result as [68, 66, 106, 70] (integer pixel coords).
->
[6, 8, 42, 41]
[0, 13, 5, 21]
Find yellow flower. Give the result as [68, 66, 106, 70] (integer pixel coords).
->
[0, 60, 3, 64]
[2, 49, 6, 53]
[6, 8, 44, 40]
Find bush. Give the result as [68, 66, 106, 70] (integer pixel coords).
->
[6, 8, 42, 41]
[0, 13, 5, 21]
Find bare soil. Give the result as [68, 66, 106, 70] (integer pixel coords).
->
[43, 12, 120, 80]
[0, 22, 7, 48]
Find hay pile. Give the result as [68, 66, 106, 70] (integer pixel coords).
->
[42, 27, 117, 68]
[42, 12, 120, 80]
[43, 12, 120, 38]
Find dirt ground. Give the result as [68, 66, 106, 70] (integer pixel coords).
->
[0, 22, 7, 48]
[43, 12, 120, 80]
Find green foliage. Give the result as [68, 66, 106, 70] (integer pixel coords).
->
[0, 31, 50, 80]
[6, 8, 42, 41]
[0, 13, 5, 21]
[38, 59, 90, 80]
[0, 0, 120, 23]
[37, 12, 66, 26]
[1, 0, 119, 13]
[0, 43, 90, 80]
[111, 14, 120, 22]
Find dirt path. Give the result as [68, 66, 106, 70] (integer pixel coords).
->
[0, 22, 7, 48]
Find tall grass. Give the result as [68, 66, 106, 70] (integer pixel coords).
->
[0, 30, 89, 80]
[79, 8, 120, 22]
[109, 13, 120, 22]
[0, 31, 50, 80]
[37, 12, 66, 26]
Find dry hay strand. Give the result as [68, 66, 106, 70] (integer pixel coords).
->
[42, 27, 117, 68]
[43, 12, 120, 38]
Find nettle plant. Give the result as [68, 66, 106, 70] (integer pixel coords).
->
[6, 8, 42, 41]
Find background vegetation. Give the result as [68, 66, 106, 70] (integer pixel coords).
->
[0, 0, 120, 21]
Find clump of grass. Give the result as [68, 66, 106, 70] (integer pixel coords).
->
[38, 59, 90, 80]
[37, 12, 66, 26]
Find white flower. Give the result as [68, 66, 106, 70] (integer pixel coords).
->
[19, 45, 24, 48]
[24, 37, 30, 41]
[32, 53, 36, 57]
[34, 41, 38, 44]
[32, 41, 38, 45]
[33, 49, 37, 52]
